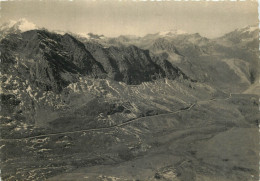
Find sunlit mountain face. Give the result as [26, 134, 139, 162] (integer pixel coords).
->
[0, 19, 259, 181]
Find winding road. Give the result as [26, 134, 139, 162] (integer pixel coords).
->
[0, 93, 234, 141]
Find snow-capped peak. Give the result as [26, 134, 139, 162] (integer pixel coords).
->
[76, 32, 105, 40]
[53, 30, 67, 35]
[239, 24, 258, 34]
[244, 25, 258, 33]
[77, 33, 91, 39]
[0, 18, 37, 32]
[158, 29, 187, 36]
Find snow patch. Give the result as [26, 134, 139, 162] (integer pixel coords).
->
[17, 18, 37, 32]
[38, 149, 51, 152]
[248, 26, 258, 32]
[77, 33, 90, 39]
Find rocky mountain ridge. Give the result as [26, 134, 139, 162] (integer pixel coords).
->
[1, 28, 193, 93]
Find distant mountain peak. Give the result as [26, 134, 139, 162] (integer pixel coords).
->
[76, 32, 105, 40]
[220, 24, 259, 43]
[240, 24, 258, 33]
[77, 33, 91, 39]
[158, 29, 187, 36]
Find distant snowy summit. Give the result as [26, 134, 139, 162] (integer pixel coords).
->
[239, 24, 258, 33]
[76, 32, 105, 40]
[158, 29, 187, 37]
[219, 24, 258, 44]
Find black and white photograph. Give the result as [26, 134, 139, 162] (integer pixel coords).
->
[0, 0, 259, 180]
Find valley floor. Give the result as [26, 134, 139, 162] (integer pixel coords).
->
[1, 92, 259, 181]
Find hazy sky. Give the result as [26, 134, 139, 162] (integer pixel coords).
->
[0, 1, 258, 38]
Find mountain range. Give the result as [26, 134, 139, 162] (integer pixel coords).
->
[0, 19, 259, 181]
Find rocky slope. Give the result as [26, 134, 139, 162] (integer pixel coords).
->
[84, 42, 192, 84]
[1, 30, 107, 92]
